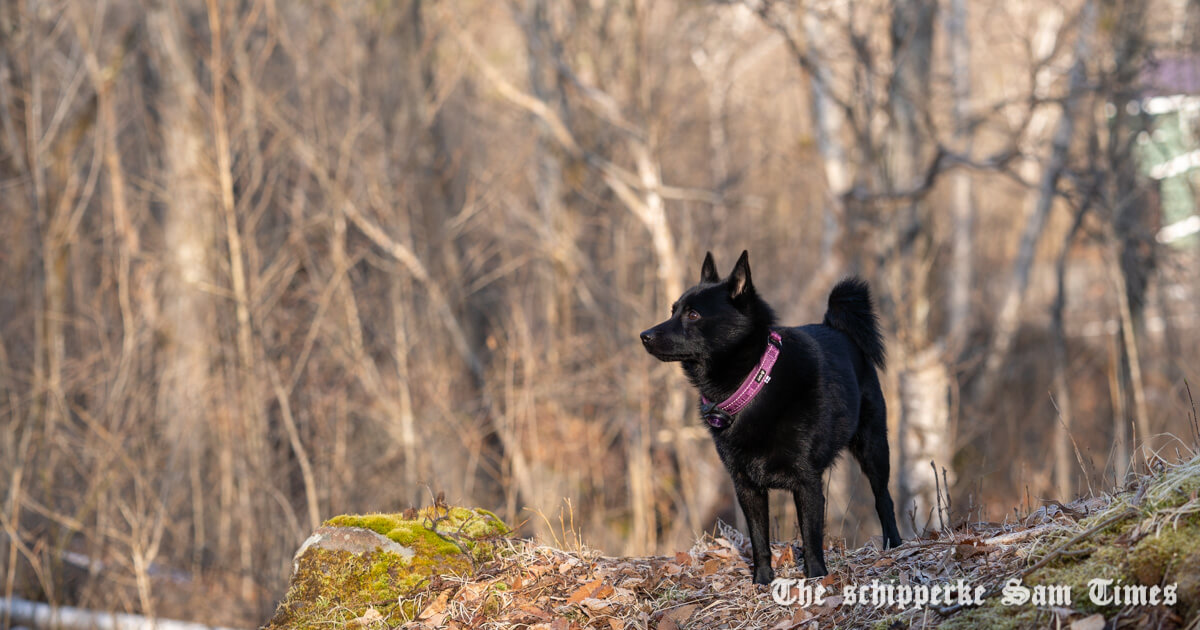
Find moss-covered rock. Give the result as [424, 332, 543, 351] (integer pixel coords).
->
[264, 506, 510, 629]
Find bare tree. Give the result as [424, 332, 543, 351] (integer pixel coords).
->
[0, 1, 1190, 626]
[146, 3, 223, 581]
[945, 0, 974, 347]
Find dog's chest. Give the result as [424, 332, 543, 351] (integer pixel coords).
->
[712, 431, 801, 489]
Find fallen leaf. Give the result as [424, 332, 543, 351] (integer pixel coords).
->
[454, 581, 488, 604]
[1070, 614, 1106, 630]
[352, 607, 383, 626]
[954, 543, 992, 560]
[418, 591, 450, 620]
[518, 604, 552, 621]
[551, 618, 571, 630]
[609, 619, 623, 630]
[657, 619, 679, 630]
[675, 551, 692, 565]
[770, 607, 813, 629]
[580, 597, 612, 612]
[610, 586, 637, 603]
[664, 603, 698, 623]
[568, 578, 606, 604]
[702, 559, 721, 576]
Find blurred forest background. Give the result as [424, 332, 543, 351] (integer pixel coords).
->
[2, 0, 1199, 626]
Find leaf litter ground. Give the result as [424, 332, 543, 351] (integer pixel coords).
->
[321, 454, 1200, 629]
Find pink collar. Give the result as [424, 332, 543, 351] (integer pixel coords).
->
[700, 331, 782, 429]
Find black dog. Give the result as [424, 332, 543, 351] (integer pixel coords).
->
[640, 251, 902, 584]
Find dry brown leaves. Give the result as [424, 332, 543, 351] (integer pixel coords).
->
[392, 490, 1150, 629]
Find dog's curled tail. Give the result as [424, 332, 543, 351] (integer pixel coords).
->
[823, 277, 886, 371]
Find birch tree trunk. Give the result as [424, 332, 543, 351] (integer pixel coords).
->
[146, 2, 221, 560]
[798, 6, 849, 305]
[896, 346, 950, 531]
[886, 0, 950, 536]
[945, 0, 974, 347]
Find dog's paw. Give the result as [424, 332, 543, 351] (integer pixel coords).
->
[752, 564, 775, 585]
[803, 560, 828, 579]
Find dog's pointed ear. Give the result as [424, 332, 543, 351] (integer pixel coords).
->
[700, 252, 720, 283]
[728, 250, 753, 298]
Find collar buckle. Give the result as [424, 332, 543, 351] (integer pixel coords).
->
[700, 401, 734, 429]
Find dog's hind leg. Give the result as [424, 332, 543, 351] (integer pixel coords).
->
[850, 395, 903, 549]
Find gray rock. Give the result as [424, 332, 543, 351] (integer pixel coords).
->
[292, 526, 415, 573]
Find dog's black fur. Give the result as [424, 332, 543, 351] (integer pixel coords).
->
[640, 251, 902, 584]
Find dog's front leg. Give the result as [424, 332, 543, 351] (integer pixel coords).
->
[734, 483, 774, 585]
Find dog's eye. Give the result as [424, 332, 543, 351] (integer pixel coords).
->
[686, 310, 701, 322]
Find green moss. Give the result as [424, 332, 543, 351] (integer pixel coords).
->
[265, 506, 510, 629]
[1127, 518, 1200, 617]
[264, 549, 413, 629]
[327, 513, 400, 537]
[941, 602, 1042, 630]
[386, 521, 464, 555]
[480, 592, 503, 616]
[939, 458, 1200, 629]
[1126, 519, 1200, 585]
[328, 506, 509, 544]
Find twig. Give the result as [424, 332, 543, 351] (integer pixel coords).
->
[983, 522, 1060, 546]
[936, 507, 1137, 616]
[933, 461, 945, 533]
[423, 505, 503, 571]
[1017, 508, 1136, 579]
[1187, 381, 1199, 449]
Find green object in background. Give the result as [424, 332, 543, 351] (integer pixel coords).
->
[1132, 96, 1200, 247]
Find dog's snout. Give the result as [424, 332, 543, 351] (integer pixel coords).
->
[639, 330, 655, 345]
